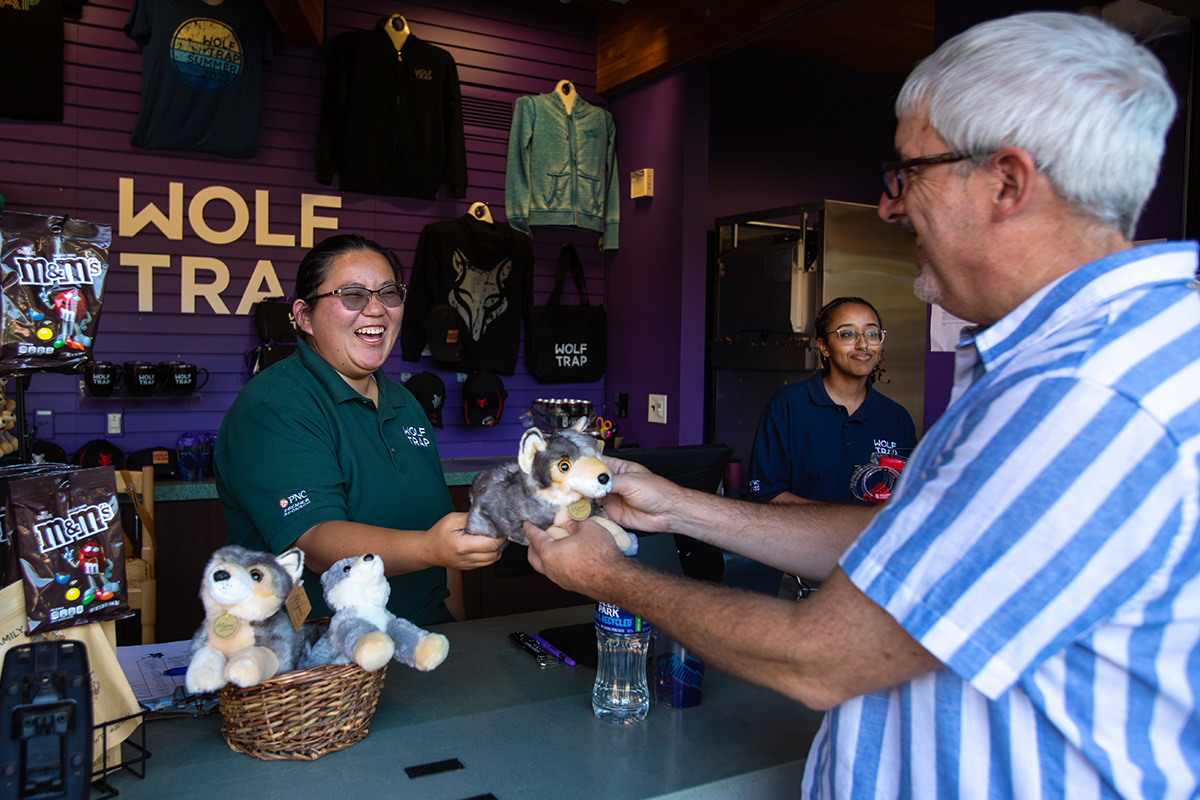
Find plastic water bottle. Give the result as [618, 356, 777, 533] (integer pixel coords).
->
[592, 601, 651, 723]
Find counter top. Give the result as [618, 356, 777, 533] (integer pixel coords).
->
[153, 457, 508, 502]
[101, 605, 824, 798]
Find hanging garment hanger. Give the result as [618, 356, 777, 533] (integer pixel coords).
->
[554, 80, 576, 114]
[468, 202, 494, 224]
[384, 14, 410, 57]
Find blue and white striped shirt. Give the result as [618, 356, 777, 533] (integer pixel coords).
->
[804, 242, 1200, 799]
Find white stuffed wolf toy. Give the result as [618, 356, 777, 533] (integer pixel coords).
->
[186, 545, 314, 694]
[304, 554, 449, 673]
[466, 418, 637, 555]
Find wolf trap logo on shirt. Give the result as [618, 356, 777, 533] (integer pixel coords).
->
[170, 18, 245, 92]
[874, 439, 900, 456]
[405, 426, 431, 448]
[278, 490, 310, 517]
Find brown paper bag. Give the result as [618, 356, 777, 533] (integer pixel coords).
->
[0, 582, 142, 775]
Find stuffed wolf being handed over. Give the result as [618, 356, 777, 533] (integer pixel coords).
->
[186, 545, 314, 694]
[466, 418, 636, 554]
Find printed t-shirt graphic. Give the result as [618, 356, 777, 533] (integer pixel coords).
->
[125, 0, 274, 159]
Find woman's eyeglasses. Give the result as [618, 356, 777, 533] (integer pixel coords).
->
[829, 328, 885, 345]
[309, 284, 407, 310]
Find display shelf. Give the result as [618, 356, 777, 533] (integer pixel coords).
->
[78, 389, 204, 402]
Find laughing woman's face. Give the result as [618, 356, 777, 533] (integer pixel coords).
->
[293, 249, 404, 387]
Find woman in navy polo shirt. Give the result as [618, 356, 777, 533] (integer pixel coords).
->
[747, 296, 917, 507]
[215, 234, 504, 625]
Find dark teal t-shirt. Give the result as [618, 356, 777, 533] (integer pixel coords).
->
[214, 337, 453, 624]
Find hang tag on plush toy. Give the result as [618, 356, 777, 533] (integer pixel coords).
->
[212, 613, 239, 638]
[285, 579, 311, 631]
[567, 497, 591, 520]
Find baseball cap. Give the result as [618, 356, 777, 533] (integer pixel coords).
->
[463, 371, 507, 427]
[422, 304, 463, 363]
[127, 445, 181, 479]
[73, 439, 126, 470]
[405, 372, 446, 429]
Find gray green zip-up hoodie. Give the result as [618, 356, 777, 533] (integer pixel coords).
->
[505, 92, 619, 250]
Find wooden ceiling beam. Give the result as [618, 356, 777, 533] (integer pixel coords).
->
[263, 0, 325, 49]
[596, 0, 877, 95]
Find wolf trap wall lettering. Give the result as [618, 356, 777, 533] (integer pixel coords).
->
[116, 177, 343, 315]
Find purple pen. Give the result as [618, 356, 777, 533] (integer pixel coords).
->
[530, 633, 576, 667]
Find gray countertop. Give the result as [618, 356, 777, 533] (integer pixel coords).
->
[100, 605, 824, 799]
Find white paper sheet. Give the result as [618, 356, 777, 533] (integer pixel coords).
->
[930, 305, 971, 352]
[116, 639, 191, 704]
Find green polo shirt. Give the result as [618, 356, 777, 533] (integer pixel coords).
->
[214, 337, 453, 624]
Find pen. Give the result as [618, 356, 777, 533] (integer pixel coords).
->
[529, 633, 576, 667]
[162, 667, 188, 676]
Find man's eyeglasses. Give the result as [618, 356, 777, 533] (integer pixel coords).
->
[829, 327, 885, 346]
[880, 151, 976, 200]
[309, 284, 407, 310]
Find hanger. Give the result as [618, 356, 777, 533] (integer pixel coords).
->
[384, 14, 410, 57]
[555, 80, 577, 114]
[468, 202, 494, 224]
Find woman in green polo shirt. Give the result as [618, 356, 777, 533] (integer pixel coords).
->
[215, 234, 505, 625]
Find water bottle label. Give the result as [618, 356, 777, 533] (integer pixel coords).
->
[595, 601, 650, 635]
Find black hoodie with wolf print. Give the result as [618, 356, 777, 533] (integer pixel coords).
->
[401, 214, 533, 374]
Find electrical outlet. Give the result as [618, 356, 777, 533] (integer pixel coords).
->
[106, 412, 123, 436]
[648, 393, 667, 424]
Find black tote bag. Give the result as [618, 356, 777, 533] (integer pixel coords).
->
[526, 244, 606, 383]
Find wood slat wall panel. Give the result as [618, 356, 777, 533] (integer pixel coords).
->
[1, 0, 608, 461]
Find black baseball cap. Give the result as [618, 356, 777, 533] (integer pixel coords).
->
[422, 304, 463, 363]
[405, 372, 446, 429]
[463, 371, 507, 427]
[74, 439, 126, 470]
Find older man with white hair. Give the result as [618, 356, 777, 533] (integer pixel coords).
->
[526, 11, 1196, 799]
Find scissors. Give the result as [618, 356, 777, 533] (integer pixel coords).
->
[595, 417, 616, 440]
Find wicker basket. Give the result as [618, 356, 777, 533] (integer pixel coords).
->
[217, 662, 387, 761]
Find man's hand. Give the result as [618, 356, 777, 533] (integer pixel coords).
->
[596, 458, 683, 534]
[524, 517, 631, 597]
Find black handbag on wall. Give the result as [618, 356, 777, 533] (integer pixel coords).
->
[526, 244, 606, 383]
[248, 299, 297, 374]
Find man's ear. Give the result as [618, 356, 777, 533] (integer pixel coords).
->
[990, 146, 1039, 222]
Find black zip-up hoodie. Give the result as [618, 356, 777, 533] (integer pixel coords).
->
[316, 28, 467, 200]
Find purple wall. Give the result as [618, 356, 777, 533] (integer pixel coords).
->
[606, 66, 711, 447]
[0, 0, 612, 461]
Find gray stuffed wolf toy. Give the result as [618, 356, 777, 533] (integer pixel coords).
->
[304, 554, 449, 672]
[186, 545, 317, 694]
[466, 418, 637, 555]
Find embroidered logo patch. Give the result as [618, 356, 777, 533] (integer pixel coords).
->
[279, 490, 310, 516]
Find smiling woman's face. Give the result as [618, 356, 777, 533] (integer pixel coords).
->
[817, 302, 883, 381]
[294, 248, 403, 386]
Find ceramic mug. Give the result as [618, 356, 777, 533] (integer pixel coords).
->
[84, 361, 122, 397]
[159, 361, 209, 396]
[123, 361, 157, 397]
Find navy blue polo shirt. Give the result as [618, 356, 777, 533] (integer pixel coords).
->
[215, 337, 453, 624]
[747, 373, 917, 505]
